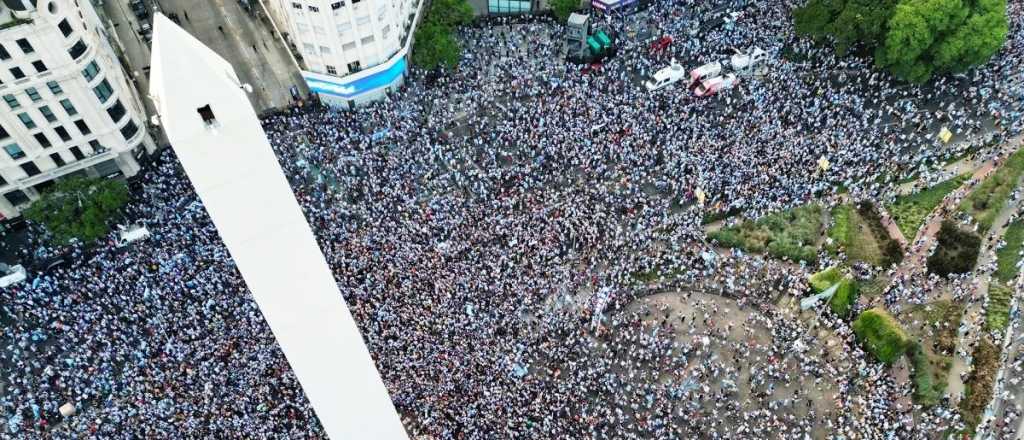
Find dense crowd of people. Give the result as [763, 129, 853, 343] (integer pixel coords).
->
[2, 0, 1024, 437]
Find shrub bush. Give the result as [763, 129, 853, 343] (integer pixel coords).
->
[960, 338, 1001, 433]
[709, 204, 823, 263]
[926, 221, 982, 277]
[853, 308, 911, 364]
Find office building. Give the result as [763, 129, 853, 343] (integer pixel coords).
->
[268, 0, 421, 108]
[0, 0, 156, 220]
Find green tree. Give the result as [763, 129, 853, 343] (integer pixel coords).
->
[793, 0, 1008, 82]
[23, 176, 130, 245]
[430, 0, 474, 27]
[413, 20, 461, 70]
[794, 0, 899, 54]
[411, 0, 473, 70]
[550, 0, 579, 23]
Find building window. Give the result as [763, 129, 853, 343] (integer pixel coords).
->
[68, 40, 88, 60]
[50, 152, 66, 167]
[74, 120, 90, 135]
[292, 2, 302, 8]
[18, 113, 35, 130]
[382, 25, 390, 38]
[3, 144, 24, 160]
[33, 132, 51, 148]
[10, 67, 25, 80]
[0, 124, 7, 140]
[82, 61, 100, 82]
[313, 25, 325, 35]
[296, 22, 309, 33]
[337, 23, 352, 36]
[356, 15, 370, 26]
[326, 65, 337, 75]
[4, 94, 20, 110]
[20, 162, 40, 177]
[361, 35, 375, 45]
[54, 126, 71, 142]
[0, 44, 8, 60]
[4, 190, 29, 206]
[88, 140, 105, 154]
[347, 61, 361, 72]
[26, 87, 41, 102]
[39, 105, 57, 123]
[59, 19, 73, 37]
[16, 38, 33, 54]
[320, 45, 331, 54]
[308, 5, 319, 11]
[70, 146, 85, 160]
[60, 99, 77, 116]
[488, 0, 531, 13]
[342, 41, 356, 51]
[120, 120, 140, 141]
[331, 1, 344, 9]
[93, 79, 114, 103]
[106, 100, 126, 122]
[303, 43, 315, 55]
[47, 81, 62, 95]
[31, 60, 47, 73]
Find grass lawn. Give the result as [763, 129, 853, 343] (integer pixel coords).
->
[888, 174, 969, 239]
[709, 204, 824, 263]
[825, 204, 851, 255]
[858, 274, 890, 298]
[986, 282, 1013, 334]
[827, 204, 887, 266]
[909, 343, 951, 407]
[995, 220, 1024, 282]
[960, 148, 1024, 234]
[908, 299, 964, 355]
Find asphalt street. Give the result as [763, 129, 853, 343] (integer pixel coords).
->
[147, 0, 306, 112]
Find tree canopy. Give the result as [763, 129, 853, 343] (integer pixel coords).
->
[23, 176, 130, 245]
[793, 0, 1008, 82]
[412, 0, 474, 70]
[550, 0, 580, 23]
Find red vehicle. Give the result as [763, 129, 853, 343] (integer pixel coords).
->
[650, 36, 673, 53]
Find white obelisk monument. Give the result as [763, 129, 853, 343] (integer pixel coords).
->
[148, 14, 407, 439]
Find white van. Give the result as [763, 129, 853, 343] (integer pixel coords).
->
[644, 62, 687, 91]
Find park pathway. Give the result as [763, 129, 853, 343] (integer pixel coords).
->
[886, 134, 1024, 299]
[945, 177, 1024, 400]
